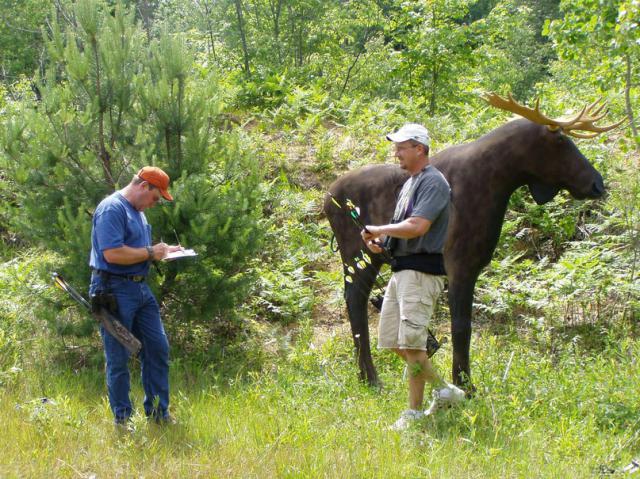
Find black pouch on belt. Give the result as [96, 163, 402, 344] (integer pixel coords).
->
[91, 292, 118, 316]
[90, 291, 141, 356]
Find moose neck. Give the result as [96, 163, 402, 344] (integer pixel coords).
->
[432, 119, 554, 254]
[482, 119, 542, 194]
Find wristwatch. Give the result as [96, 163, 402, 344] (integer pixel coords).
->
[146, 246, 155, 261]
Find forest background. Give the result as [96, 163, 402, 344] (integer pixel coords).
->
[0, 0, 639, 477]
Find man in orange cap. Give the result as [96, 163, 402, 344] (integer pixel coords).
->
[89, 166, 181, 425]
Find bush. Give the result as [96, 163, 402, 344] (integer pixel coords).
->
[0, 0, 264, 346]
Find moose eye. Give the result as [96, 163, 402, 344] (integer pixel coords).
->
[554, 131, 567, 144]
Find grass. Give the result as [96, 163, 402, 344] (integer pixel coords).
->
[1, 137, 637, 476]
[1, 321, 639, 478]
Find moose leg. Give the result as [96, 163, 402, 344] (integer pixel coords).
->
[344, 262, 382, 387]
[447, 278, 477, 394]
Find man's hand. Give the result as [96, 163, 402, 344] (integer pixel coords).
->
[361, 226, 384, 253]
[365, 240, 384, 254]
[152, 243, 183, 260]
[361, 225, 382, 241]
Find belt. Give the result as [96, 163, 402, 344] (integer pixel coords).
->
[390, 253, 446, 276]
[93, 269, 146, 283]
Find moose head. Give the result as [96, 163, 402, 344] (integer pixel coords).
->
[483, 92, 624, 204]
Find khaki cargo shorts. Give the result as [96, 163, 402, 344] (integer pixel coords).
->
[378, 269, 445, 351]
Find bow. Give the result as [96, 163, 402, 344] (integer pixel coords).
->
[328, 193, 393, 262]
[327, 194, 444, 357]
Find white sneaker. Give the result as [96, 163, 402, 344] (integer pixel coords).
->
[390, 409, 424, 431]
[424, 384, 465, 416]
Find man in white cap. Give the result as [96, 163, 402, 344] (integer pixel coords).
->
[362, 123, 465, 430]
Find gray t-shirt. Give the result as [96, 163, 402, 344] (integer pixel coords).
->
[389, 165, 450, 256]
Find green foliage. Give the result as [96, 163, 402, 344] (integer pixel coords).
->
[0, 2, 639, 475]
[544, 0, 639, 144]
[471, 1, 554, 98]
[0, 0, 50, 81]
[151, 0, 564, 111]
[246, 180, 324, 325]
[156, 135, 264, 325]
[0, 0, 264, 343]
[546, 0, 638, 86]
[477, 175, 639, 329]
[389, 0, 477, 113]
[0, 249, 64, 387]
[0, 0, 636, 393]
[252, 262, 314, 325]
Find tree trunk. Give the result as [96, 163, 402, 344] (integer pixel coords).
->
[338, 28, 374, 100]
[176, 78, 183, 169]
[428, 3, 439, 115]
[137, 0, 155, 39]
[165, 70, 172, 165]
[200, 0, 219, 63]
[268, 0, 283, 64]
[91, 36, 114, 188]
[248, 0, 262, 31]
[297, 16, 303, 66]
[165, 128, 172, 166]
[624, 53, 639, 151]
[338, 49, 364, 100]
[233, 0, 251, 76]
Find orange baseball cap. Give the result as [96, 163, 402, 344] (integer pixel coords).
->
[137, 166, 173, 201]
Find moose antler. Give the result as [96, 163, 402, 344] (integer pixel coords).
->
[482, 92, 625, 138]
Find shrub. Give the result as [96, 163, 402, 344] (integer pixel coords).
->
[0, 0, 263, 346]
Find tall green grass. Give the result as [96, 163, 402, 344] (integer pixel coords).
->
[2, 323, 639, 478]
[1, 123, 637, 477]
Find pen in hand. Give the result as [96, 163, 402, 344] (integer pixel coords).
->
[173, 228, 184, 250]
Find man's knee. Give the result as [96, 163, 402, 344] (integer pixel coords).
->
[147, 335, 170, 362]
[404, 348, 427, 361]
[391, 348, 406, 359]
[103, 332, 131, 364]
[399, 350, 426, 379]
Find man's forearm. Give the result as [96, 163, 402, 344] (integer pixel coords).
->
[371, 217, 431, 239]
[376, 222, 420, 239]
[103, 245, 151, 265]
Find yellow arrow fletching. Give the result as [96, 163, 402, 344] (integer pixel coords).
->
[54, 277, 66, 291]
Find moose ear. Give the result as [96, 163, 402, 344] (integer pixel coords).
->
[528, 180, 560, 205]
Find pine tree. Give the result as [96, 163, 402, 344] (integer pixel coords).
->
[0, 0, 263, 343]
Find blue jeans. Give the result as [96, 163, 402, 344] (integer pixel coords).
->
[90, 273, 170, 422]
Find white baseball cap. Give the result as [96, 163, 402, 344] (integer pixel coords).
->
[386, 123, 430, 147]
